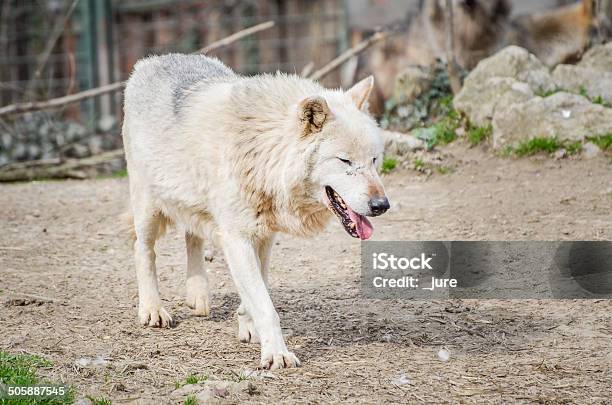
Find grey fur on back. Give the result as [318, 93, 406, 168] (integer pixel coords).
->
[126, 54, 237, 116]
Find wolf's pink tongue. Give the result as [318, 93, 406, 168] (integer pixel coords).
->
[347, 208, 374, 240]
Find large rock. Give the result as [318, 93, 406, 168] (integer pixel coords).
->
[455, 46, 555, 126]
[454, 77, 533, 127]
[493, 92, 612, 148]
[552, 64, 612, 103]
[577, 42, 612, 72]
[458, 46, 554, 93]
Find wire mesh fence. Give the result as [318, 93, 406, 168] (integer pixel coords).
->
[1, 0, 610, 168]
[0, 0, 347, 165]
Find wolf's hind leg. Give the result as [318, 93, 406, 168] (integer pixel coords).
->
[133, 205, 173, 328]
[185, 232, 211, 316]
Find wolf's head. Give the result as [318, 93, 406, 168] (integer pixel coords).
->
[296, 76, 389, 240]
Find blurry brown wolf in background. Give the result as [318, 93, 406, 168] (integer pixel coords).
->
[509, 0, 610, 66]
[356, 0, 511, 115]
[353, 0, 608, 116]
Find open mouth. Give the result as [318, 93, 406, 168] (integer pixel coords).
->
[324, 186, 374, 240]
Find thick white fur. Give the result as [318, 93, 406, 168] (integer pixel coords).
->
[122, 54, 387, 369]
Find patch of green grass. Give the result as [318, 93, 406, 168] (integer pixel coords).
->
[96, 169, 128, 180]
[591, 95, 612, 108]
[512, 137, 582, 157]
[436, 166, 453, 175]
[380, 157, 398, 174]
[184, 395, 198, 405]
[514, 137, 562, 156]
[231, 373, 250, 382]
[412, 158, 425, 170]
[413, 111, 461, 149]
[467, 124, 492, 146]
[436, 108, 461, 145]
[185, 375, 199, 385]
[175, 374, 208, 389]
[535, 87, 564, 97]
[587, 134, 612, 151]
[111, 169, 128, 178]
[579, 86, 611, 107]
[0, 351, 74, 405]
[0, 352, 51, 386]
[86, 396, 112, 405]
[433, 119, 458, 145]
[497, 145, 514, 158]
[565, 140, 583, 155]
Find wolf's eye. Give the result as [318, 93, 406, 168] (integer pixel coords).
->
[337, 157, 352, 165]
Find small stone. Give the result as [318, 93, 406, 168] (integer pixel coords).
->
[98, 115, 117, 132]
[171, 384, 199, 397]
[214, 387, 229, 398]
[437, 348, 450, 362]
[196, 388, 214, 402]
[391, 373, 410, 386]
[554, 149, 567, 160]
[583, 142, 601, 159]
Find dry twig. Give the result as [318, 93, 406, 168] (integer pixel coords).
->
[196, 21, 274, 54]
[308, 31, 389, 81]
[0, 148, 124, 182]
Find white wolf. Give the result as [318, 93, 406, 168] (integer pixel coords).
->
[122, 54, 390, 369]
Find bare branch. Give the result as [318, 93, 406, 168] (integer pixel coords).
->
[0, 21, 275, 118]
[195, 21, 275, 54]
[0, 149, 125, 182]
[0, 82, 126, 117]
[300, 61, 315, 77]
[308, 31, 389, 82]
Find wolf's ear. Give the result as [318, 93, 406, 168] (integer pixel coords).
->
[347, 76, 374, 111]
[298, 96, 330, 137]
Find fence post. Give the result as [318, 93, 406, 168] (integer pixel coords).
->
[76, 0, 99, 125]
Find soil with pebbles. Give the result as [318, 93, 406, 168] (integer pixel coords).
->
[1, 145, 611, 404]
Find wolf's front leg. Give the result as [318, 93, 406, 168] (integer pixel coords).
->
[237, 235, 274, 344]
[221, 233, 299, 369]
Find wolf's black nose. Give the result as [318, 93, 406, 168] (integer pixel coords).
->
[369, 197, 390, 216]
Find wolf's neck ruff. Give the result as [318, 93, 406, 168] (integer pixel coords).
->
[223, 75, 335, 237]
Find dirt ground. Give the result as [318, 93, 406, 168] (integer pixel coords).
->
[1, 145, 611, 404]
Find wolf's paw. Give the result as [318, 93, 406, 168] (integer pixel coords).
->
[185, 291, 211, 316]
[238, 314, 260, 343]
[138, 303, 173, 328]
[260, 351, 300, 370]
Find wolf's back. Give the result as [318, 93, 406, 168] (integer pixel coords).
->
[124, 54, 236, 126]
